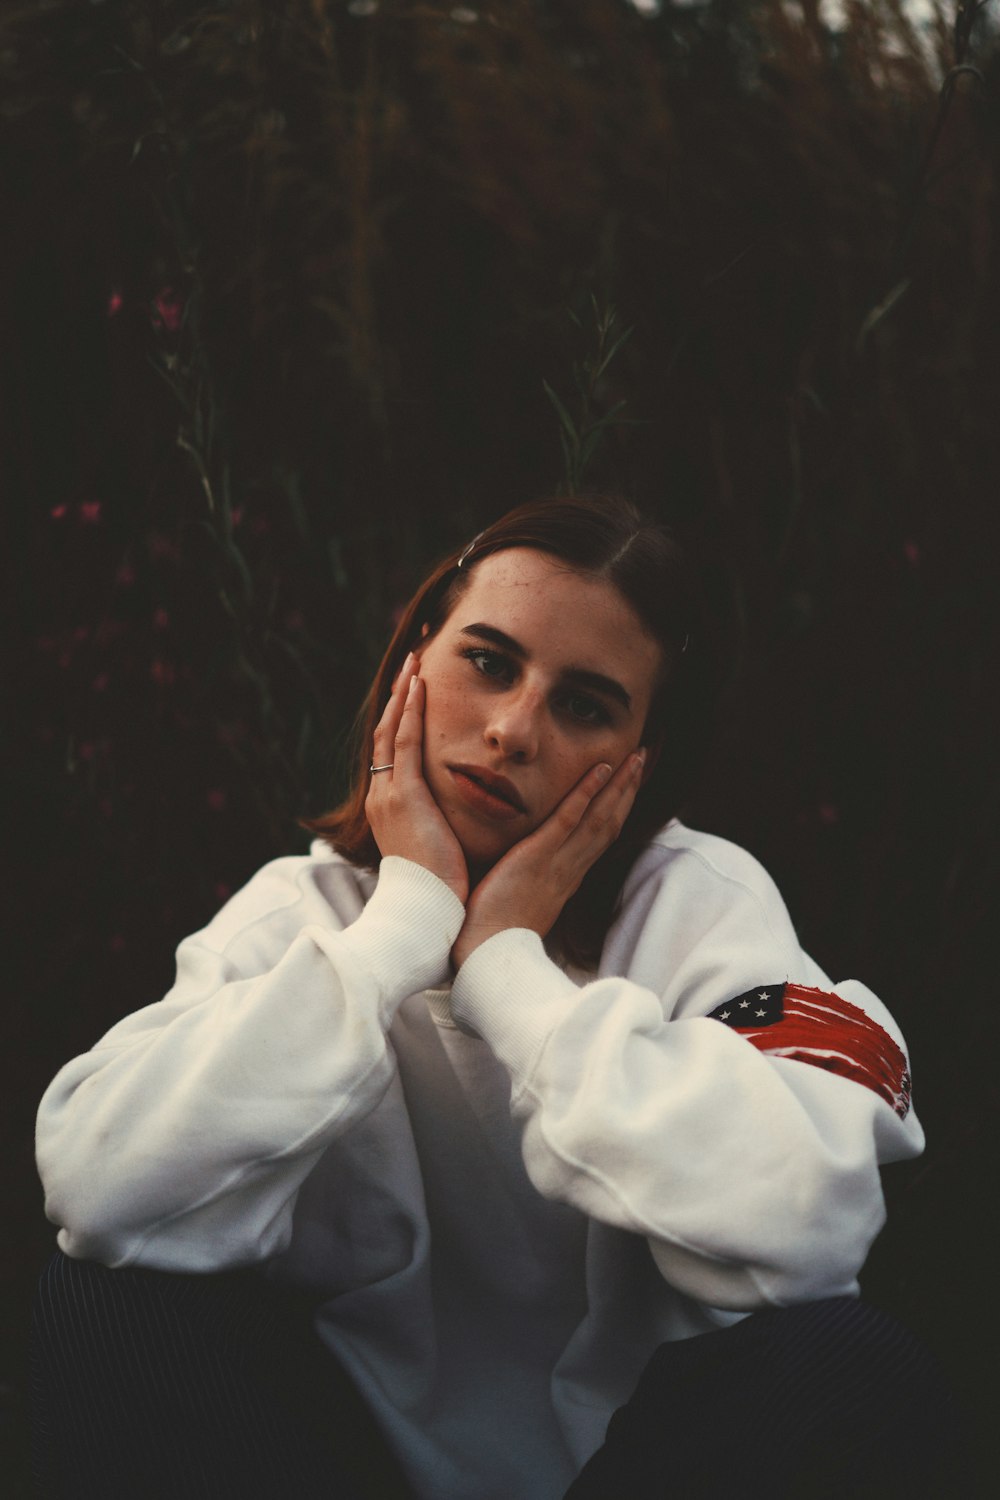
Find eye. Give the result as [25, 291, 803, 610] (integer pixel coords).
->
[462, 647, 516, 684]
[559, 692, 610, 727]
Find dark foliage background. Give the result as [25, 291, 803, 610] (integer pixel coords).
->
[3, 0, 997, 1490]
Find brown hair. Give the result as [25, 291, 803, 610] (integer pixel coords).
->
[301, 494, 729, 965]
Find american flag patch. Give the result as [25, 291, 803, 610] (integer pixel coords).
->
[707, 983, 911, 1119]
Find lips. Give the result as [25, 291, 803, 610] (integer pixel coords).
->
[449, 764, 527, 816]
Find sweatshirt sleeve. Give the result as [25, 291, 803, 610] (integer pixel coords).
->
[449, 838, 924, 1312]
[35, 854, 465, 1272]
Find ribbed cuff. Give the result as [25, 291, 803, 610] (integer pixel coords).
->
[319, 857, 465, 1015]
[450, 928, 581, 1081]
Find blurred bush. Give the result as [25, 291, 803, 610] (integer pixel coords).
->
[2, 0, 997, 1485]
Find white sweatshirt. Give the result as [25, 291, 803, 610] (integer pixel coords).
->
[36, 821, 923, 1500]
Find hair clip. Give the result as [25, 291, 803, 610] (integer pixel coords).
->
[456, 530, 485, 569]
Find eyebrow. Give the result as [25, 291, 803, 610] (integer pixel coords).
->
[458, 623, 633, 712]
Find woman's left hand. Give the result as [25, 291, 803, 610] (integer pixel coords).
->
[451, 750, 646, 970]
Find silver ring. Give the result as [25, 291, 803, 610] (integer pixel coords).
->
[369, 763, 394, 774]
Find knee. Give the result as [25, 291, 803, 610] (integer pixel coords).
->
[754, 1297, 965, 1490]
[593, 1299, 964, 1498]
[34, 1247, 309, 1358]
[758, 1294, 951, 1405]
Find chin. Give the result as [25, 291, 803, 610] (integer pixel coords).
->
[444, 808, 519, 873]
[456, 829, 516, 874]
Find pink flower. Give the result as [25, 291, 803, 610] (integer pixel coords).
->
[213, 881, 232, 903]
[903, 540, 920, 568]
[818, 803, 839, 826]
[230, 506, 244, 528]
[92, 673, 110, 692]
[153, 287, 183, 333]
[149, 533, 180, 561]
[50, 504, 68, 520]
[116, 561, 137, 586]
[80, 502, 102, 524]
[153, 607, 169, 629]
[74, 625, 89, 642]
[150, 659, 176, 685]
[79, 742, 97, 762]
[207, 789, 227, 812]
[107, 289, 124, 317]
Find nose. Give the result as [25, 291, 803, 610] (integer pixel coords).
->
[483, 685, 542, 763]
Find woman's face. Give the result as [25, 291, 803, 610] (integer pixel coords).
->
[415, 547, 664, 875]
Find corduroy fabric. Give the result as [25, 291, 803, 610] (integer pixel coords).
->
[29, 1251, 412, 1500]
[567, 1294, 962, 1499]
[30, 1253, 961, 1499]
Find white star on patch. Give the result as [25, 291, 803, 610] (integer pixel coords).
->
[720, 1010, 730, 1020]
[739, 999, 751, 1009]
[757, 991, 770, 1002]
[755, 1008, 767, 1017]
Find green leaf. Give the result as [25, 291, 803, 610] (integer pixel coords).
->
[218, 589, 239, 621]
[543, 380, 579, 444]
[594, 325, 634, 383]
[296, 711, 314, 770]
[579, 428, 605, 471]
[224, 537, 254, 605]
[327, 535, 349, 591]
[856, 278, 911, 353]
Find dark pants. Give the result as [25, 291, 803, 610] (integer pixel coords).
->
[30, 1250, 961, 1499]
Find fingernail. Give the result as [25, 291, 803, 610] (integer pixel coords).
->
[595, 763, 613, 784]
[402, 650, 415, 673]
[633, 749, 647, 771]
[407, 674, 419, 698]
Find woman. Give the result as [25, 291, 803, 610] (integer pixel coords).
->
[33, 497, 952, 1498]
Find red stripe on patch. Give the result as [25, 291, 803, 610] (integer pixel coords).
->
[732, 983, 911, 1118]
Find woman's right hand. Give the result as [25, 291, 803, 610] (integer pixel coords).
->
[365, 651, 469, 905]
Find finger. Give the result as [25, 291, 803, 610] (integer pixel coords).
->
[389, 672, 426, 778]
[371, 651, 416, 764]
[589, 752, 645, 840]
[553, 752, 644, 851]
[376, 651, 416, 739]
[551, 756, 629, 840]
[389, 650, 416, 695]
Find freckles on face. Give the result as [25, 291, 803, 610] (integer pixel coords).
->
[413, 548, 663, 870]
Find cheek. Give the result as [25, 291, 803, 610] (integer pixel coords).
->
[421, 669, 473, 745]
[531, 739, 606, 816]
[544, 729, 634, 801]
